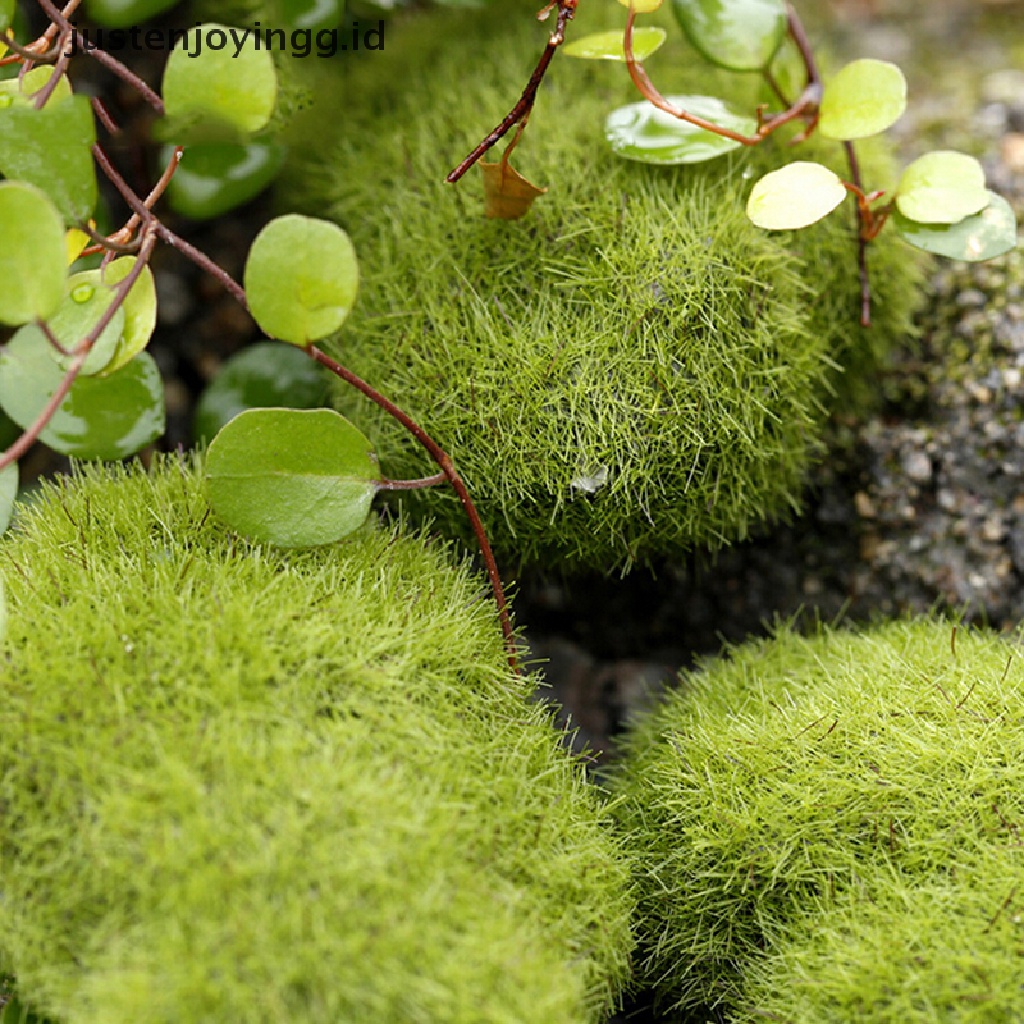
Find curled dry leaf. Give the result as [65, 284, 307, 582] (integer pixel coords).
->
[480, 159, 548, 220]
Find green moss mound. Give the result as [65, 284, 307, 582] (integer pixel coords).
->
[0, 458, 633, 1024]
[281, 0, 924, 570]
[611, 618, 1024, 1019]
[736, 865, 1024, 1023]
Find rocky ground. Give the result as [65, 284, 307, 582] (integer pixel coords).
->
[522, 1, 1024, 778]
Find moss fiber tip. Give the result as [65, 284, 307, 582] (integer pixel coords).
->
[0, 455, 634, 1024]
[279, 0, 925, 572]
[611, 616, 1024, 1021]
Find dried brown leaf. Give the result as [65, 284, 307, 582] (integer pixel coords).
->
[480, 159, 547, 220]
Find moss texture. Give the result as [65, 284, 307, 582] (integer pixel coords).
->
[0, 457, 633, 1024]
[280, 0, 925, 570]
[611, 618, 1024, 1020]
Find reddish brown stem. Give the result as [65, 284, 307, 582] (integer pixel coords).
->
[0, 354, 88, 471]
[91, 143, 242, 306]
[156, 222, 249, 307]
[37, 0, 164, 113]
[91, 96, 122, 136]
[446, 0, 576, 183]
[0, 227, 158, 474]
[843, 141, 873, 326]
[308, 345, 518, 673]
[623, 3, 821, 145]
[31, 31, 72, 108]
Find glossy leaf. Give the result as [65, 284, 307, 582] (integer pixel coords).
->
[818, 59, 906, 140]
[84, 0, 181, 27]
[99, 257, 157, 372]
[0, 331, 164, 459]
[895, 151, 990, 225]
[565, 28, 667, 60]
[45, 274, 125, 375]
[162, 24, 277, 141]
[892, 190, 1017, 262]
[0, 95, 97, 221]
[0, 66, 73, 105]
[0, 0, 13, 31]
[605, 95, 755, 164]
[0, 182, 67, 326]
[747, 161, 847, 230]
[163, 142, 287, 220]
[670, 0, 786, 71]
[0, 461, 16, 537]
[244, 215, 359, 344]
[194, 342, 331, 443]
[204, 408, 381, 548]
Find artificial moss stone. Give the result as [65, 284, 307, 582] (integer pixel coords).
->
[281, 0, 924, 570]
[610, 618, 1024, 1019]
[0, 457, 633, 1024]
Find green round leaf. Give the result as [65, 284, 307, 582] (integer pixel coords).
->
[244, 215, 359, 344]
[204, 407, 382, 548]
[163, 142, 287, 220]
[46, 273, 126, 375]
[0, 331, 164, 459]
[0, 66, 73, 105]
[670, 0, 786, 71]
[747, 161, 847, 230]
[605, 95, 756, 165]
[563, 27, 667, 61]
[99, 256, 158, 373]
[84, 0, 181, 28]
[162, 24, 277, 140]
[892, 190, 1018, 262]
[0, 94, 97, 222]
[895, 150, 990, 225]
[818, 58, 907, 141]
[0, 460, 16, 537]
[194, 342, 331, 443]
[0, 182, 67, 326]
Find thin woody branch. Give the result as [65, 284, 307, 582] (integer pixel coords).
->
[446, 0, 577, 183]
[843, 142, 875, 326]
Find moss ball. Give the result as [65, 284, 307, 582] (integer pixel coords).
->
[282, 0, 924, 570]
[610, 618, 1024, 1019]
[735, 864, 1024, 1023]
[0, 457, 633, 1024]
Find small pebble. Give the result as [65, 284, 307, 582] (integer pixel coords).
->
[902, 449, 932, 483]
[854, 492, 877, 519]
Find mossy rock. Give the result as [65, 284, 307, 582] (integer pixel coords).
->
[281, 0, 925, 570]
[610, 618, 1024, 1020]
[0, 457, 633, 1024]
